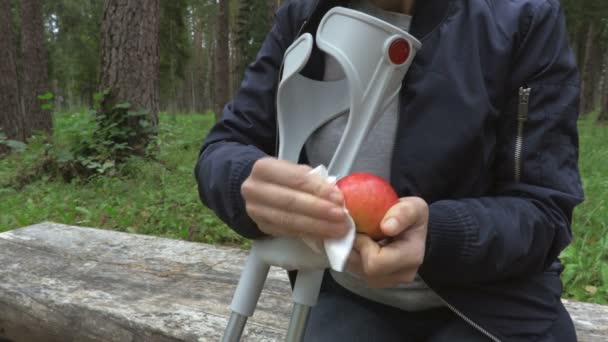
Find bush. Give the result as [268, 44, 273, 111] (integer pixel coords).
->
[6, 92, 158, 185]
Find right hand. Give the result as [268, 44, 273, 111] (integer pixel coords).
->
[241, 158, 349, 239]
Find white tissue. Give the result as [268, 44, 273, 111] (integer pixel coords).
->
[304, 165, 356, 272]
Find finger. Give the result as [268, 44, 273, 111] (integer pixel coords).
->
[380, 197, 428, 237]
[251, 158, 342, 204]
[241, 179, 347, 223]
[354, 234, 385, 277]
[355, 233, 425, 276]
[347, 245, 418, 289]
[245, 203, 348, 239]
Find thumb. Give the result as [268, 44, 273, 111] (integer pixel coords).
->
[380, 197, 428, 237]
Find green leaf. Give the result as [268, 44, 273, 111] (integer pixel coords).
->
[85, 161, 102, 169]
[114, 102, 131, 110]
[56, 150, 75, 163]
[5, 140, 28, 152]
[41, 104, 53, 111]
[75, 206, 92, 217]
[37, 92, 54, 101]
[127, 110, 148, 117]
[101, 161, 115, 170]
[93, 89, 110, 101]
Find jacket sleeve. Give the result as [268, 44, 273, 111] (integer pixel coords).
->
[194, 2, 301, 239]
[420, 1, 584, 284]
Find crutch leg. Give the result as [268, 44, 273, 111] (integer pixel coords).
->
[285, 303, 312, 342]
[222, 245, 270, 342]
[285, 270, 324, 342]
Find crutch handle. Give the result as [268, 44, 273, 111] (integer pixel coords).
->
[254, 238, 329, 271]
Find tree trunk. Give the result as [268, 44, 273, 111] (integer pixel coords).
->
[215, 0, 230, 122]
[204, 25, 216, 113]
[20, 0, 51, 136]
[0, 0, 23, 153]
[230, 1, 239, 98]
[599, 53, 608, 123]
[192, 19, 203, 113]
[574, 22, 588, 66]
[600, 91, 608, 122]
[208, 41, 216, 113]
[579, 22, 603, 116]
[98, 0, 161, 153]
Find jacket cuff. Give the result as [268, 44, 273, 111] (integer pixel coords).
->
[423, 200, 478, 272]
[227, 149, 269, 239]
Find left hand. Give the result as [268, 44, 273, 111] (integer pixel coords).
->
[346, 197, 428, 288]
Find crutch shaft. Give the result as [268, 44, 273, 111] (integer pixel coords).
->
[230, 244, 271, 316]
[223, 245, 270, 341]
[285, 304, 312, 342]
[222, 313, 248, 342]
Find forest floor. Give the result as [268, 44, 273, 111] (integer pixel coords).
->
[0, 111, 606, 304]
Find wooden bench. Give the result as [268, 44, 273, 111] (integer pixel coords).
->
[0, 223, 606, 341]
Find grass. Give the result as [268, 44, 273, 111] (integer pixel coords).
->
[560, 113, 608, 304]
[0, 111, 246, 248]
[0, 111, 606, 304]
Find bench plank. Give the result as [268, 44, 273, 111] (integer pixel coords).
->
[0, 223, 605, 341]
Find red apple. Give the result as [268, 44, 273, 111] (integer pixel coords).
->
[336, 172, 399, 240]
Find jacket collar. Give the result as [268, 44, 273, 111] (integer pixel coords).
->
[310, 0, 453, 40]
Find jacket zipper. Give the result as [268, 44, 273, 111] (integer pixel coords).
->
[274, 19, 312, 157]
[420, 276, 502, 342]
[514, 87, 531, 182]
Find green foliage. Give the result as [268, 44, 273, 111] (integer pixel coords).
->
[560, 113, 608, 304]
[63, 96, 157, 177]
[3, 90, 159, 183]
[38, 91, 55, 111]
[38, 91, 54, 100]
[0, 112, 246, 247]
[0, 131, 28, 153]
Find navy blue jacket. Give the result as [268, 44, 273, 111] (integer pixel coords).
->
[195, 0, 584, 340]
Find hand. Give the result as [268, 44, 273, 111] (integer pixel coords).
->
[241, 158, 349, 239]
[346, 197, 428, 288]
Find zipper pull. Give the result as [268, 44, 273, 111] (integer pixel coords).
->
[518, 87, 531, 122]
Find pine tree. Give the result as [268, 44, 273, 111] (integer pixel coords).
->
[215, 0, 230, 121]
[0, 0, 23, 151]
[21, 0, 51, 135]
[98, 0, 161, 154]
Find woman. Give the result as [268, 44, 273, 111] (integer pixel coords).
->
[195, 0, 583, 340]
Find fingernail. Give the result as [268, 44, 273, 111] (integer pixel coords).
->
[383, 218, 399, 234]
